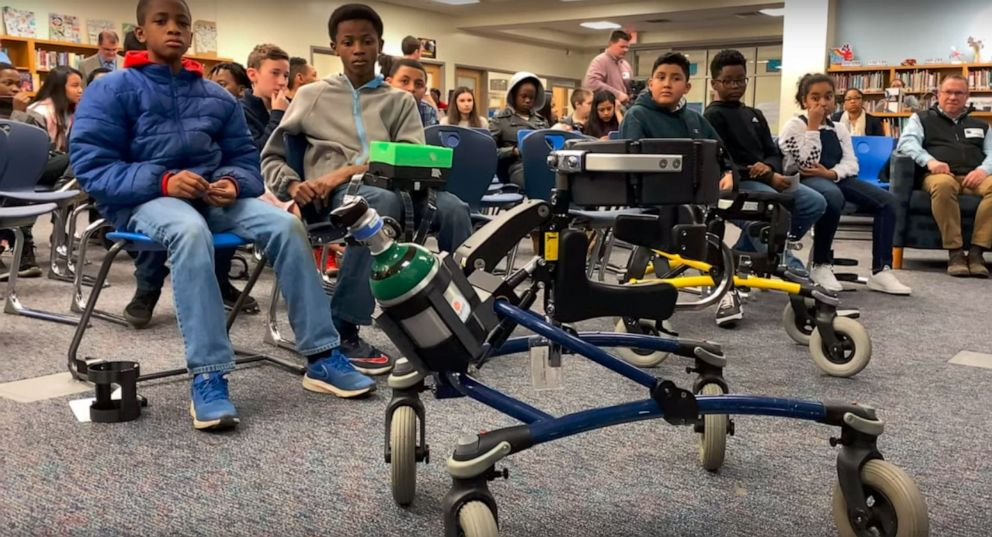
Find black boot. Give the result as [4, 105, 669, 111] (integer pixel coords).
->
[18, 240, 42, 278]
[220, 281, 259, 314]
[124, 289, 161, 329]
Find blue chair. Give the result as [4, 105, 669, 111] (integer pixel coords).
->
[425, 125, 498, 211]
[607, 131, 621, 140]
[67, 229, 305, 381]
[852, 135, 895, 189]
[0, 120, 82, 325]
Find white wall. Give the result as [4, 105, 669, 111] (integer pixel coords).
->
[778, 0, 834, 128]
[2, 0, 590, 91]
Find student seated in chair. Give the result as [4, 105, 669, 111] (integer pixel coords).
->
[831, 88, 885, 137]
[386, 58, 437, 127]
[896, 74, 992, 278]
[779, 73, 910, 295]
[261, 3, 473, 377]
[704, 49, 827, 327]
[489, 72, 550, 187]
[620, 52, 737, 323]
[70, 0, 375, 432]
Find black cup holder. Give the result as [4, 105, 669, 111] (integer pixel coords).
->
[86, 361, 146, 423]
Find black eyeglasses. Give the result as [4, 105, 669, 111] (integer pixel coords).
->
[714, 77, 749, 87]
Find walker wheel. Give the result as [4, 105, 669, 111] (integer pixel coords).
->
[697, 383, 727, 472]
[389, 406, 419, 506]
[810, 316, 872, 378]
[781, 301, 814, 346]
[458, 501, 499, 537]
[831, 459, 929, 537]
[613, 318, 670, 368]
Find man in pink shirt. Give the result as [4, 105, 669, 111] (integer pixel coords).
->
[584, 30, 634, 106]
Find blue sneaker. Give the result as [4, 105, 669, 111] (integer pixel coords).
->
[783, 250, 809, 277]
[189, 372, 239, 430]
[303, 350, 376, 398]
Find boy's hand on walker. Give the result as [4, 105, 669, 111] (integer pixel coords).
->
[204, 179, 238, 207]
[287, 180, 322, 206]
[166, 170, 209, 199]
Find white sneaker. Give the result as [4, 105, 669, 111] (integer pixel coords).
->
[867, 266, 911, 296]
[715, 290, 743, 328]
[809, 264, 843, 292]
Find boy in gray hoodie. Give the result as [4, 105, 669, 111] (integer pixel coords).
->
[261, 3, 472, 375]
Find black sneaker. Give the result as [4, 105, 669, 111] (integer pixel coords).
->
[123, 289, 161, 329]
[0, 242, 41, 281]
[220, 281, 260, 314]
[340, 337, 395, 376]
[715, 289, 743, 328]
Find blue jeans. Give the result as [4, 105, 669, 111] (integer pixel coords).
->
[801, 176, 897, 271]
[330, 184, 473, 326]
[127, 197, 339, 374]
[133, 248, 237, 293]
[736, 180, 827, 244]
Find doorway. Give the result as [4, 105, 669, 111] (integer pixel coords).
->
[455, 67, 485, 115]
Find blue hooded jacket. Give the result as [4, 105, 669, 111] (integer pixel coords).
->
[69, 51, 264, 228]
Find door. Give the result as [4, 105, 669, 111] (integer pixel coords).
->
[455, 67, 485, 115]
[423, 62, 443, 95]
[551, 85, 571, 123]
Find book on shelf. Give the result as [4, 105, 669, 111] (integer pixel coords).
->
[968, 69, 991, 90]
[35, 49, 83, 71]
[831, 71, 885, 92]
[17, 70, 32, 92]
[884, 88, 902, 113]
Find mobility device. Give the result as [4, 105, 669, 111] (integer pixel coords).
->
[332, 138, 927, 537]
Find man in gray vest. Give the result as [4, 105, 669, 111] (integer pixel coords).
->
[897, 74, 992, 277]
[80, 30, 122, 82]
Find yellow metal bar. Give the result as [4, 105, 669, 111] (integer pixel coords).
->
[652, 250, 712, 272]
[733, 276, 802, 294]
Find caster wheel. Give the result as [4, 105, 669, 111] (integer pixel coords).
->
[832, 459, 929, 537]
[810, 316, 872, 378]
[458, 501, 499, 537]
[390, 406, 418, 506]
[781, 301, 814, 346]
[613, 318, 670, 368]
[697, 382, 727, 472]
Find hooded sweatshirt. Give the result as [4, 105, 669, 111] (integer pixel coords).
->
[704, 99, 783, 183]
[620, 92, 736, 181]
[489, 72, 549, 160]
[261, 74, 424, 201]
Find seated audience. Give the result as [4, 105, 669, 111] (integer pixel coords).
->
[387, 58, 437, 127]
[261, 3, 473, 376]
[241, 43, 291, 151]
[896, 74, 992, 277]
[430, 88, 446, 112]
[490, 72, 550, 186]
[208, 62, 251, 98]
[890, 78, 922, 112]
[287, 57, 318, 99]
[585, 90, 621, 139]
[704, 49, 827, 325]
[780, 73, 910, 294]
[553, 88, 591, 134]
[831, 88, 885, 136]
[439, 86, 488, 128]
[71, 0, 375, 431]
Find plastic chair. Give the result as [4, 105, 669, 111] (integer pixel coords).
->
[852, 135, 895, 190]
[425, 125, 497, 211]
[68, 230, 305, 382]
[0, 120, 82, 325]
[607, 131, 621, 140]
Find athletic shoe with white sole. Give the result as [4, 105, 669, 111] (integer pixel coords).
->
[809, 264, 843, 293]
[303, 350, 376, 398]
[190, 372, 239, 431]
[715, 289, 743, 328]
[866, 266, 911, 295]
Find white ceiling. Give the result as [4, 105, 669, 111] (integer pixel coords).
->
[378, 0, 784, 48]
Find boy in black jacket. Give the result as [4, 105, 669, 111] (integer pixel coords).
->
[241, 43, 291, 151]
[703, 49, 827, 326]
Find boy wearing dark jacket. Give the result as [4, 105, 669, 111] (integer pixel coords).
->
[70, 0, 375, 432]
[240, 43, 291, 151]
[704, 49, 825, 264]
[489, 71, 550, 186]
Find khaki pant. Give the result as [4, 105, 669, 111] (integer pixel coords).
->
[922, 173, 992, 249]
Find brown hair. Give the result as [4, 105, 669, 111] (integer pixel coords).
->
[446, 86, 484, 128]
[569, 88, 591, 110]
[246, 43, 290, 70]
[940, 73, 969, 88]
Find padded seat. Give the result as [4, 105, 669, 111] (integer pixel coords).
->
[105, 231, 250, 252]
[908, 190, 982, 214]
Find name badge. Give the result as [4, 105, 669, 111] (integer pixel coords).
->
[964, 128, 985, 138]
[622, 71, 631, 80]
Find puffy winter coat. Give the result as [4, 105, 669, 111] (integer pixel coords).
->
[69, 51, 263, 228]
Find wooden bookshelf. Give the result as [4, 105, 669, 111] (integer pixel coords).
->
[1, 34, 231, 96]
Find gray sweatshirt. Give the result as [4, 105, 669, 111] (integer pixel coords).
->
[261, 74, 425, 201]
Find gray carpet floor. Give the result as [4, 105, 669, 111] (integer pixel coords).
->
[1, 220, 990, 536]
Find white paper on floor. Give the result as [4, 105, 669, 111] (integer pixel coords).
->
[69, 386, 122, 423]
[948, 350, 992, 370]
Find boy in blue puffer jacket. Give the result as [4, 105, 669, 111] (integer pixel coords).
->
[69, 0, 375, 432]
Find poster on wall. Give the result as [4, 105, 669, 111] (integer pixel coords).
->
[87, 19, 116, 44]
[419, 38, 436, 59]
[192, 20, 218, 56]
[49, 13, 82, 43]
[2, 6, 37, 37]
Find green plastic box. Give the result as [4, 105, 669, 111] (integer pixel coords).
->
[369, 141, 453, 169]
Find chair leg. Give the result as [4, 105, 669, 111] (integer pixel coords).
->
[67, 241, 128, 379]
[892, 247, 904, 270]
[69, 222, 126, 325]
[47, 203, 75, 281]
[4, 226, 80, 325]
[264, 276, 298, 352]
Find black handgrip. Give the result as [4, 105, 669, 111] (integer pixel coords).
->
[330, 197, 369, 227]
